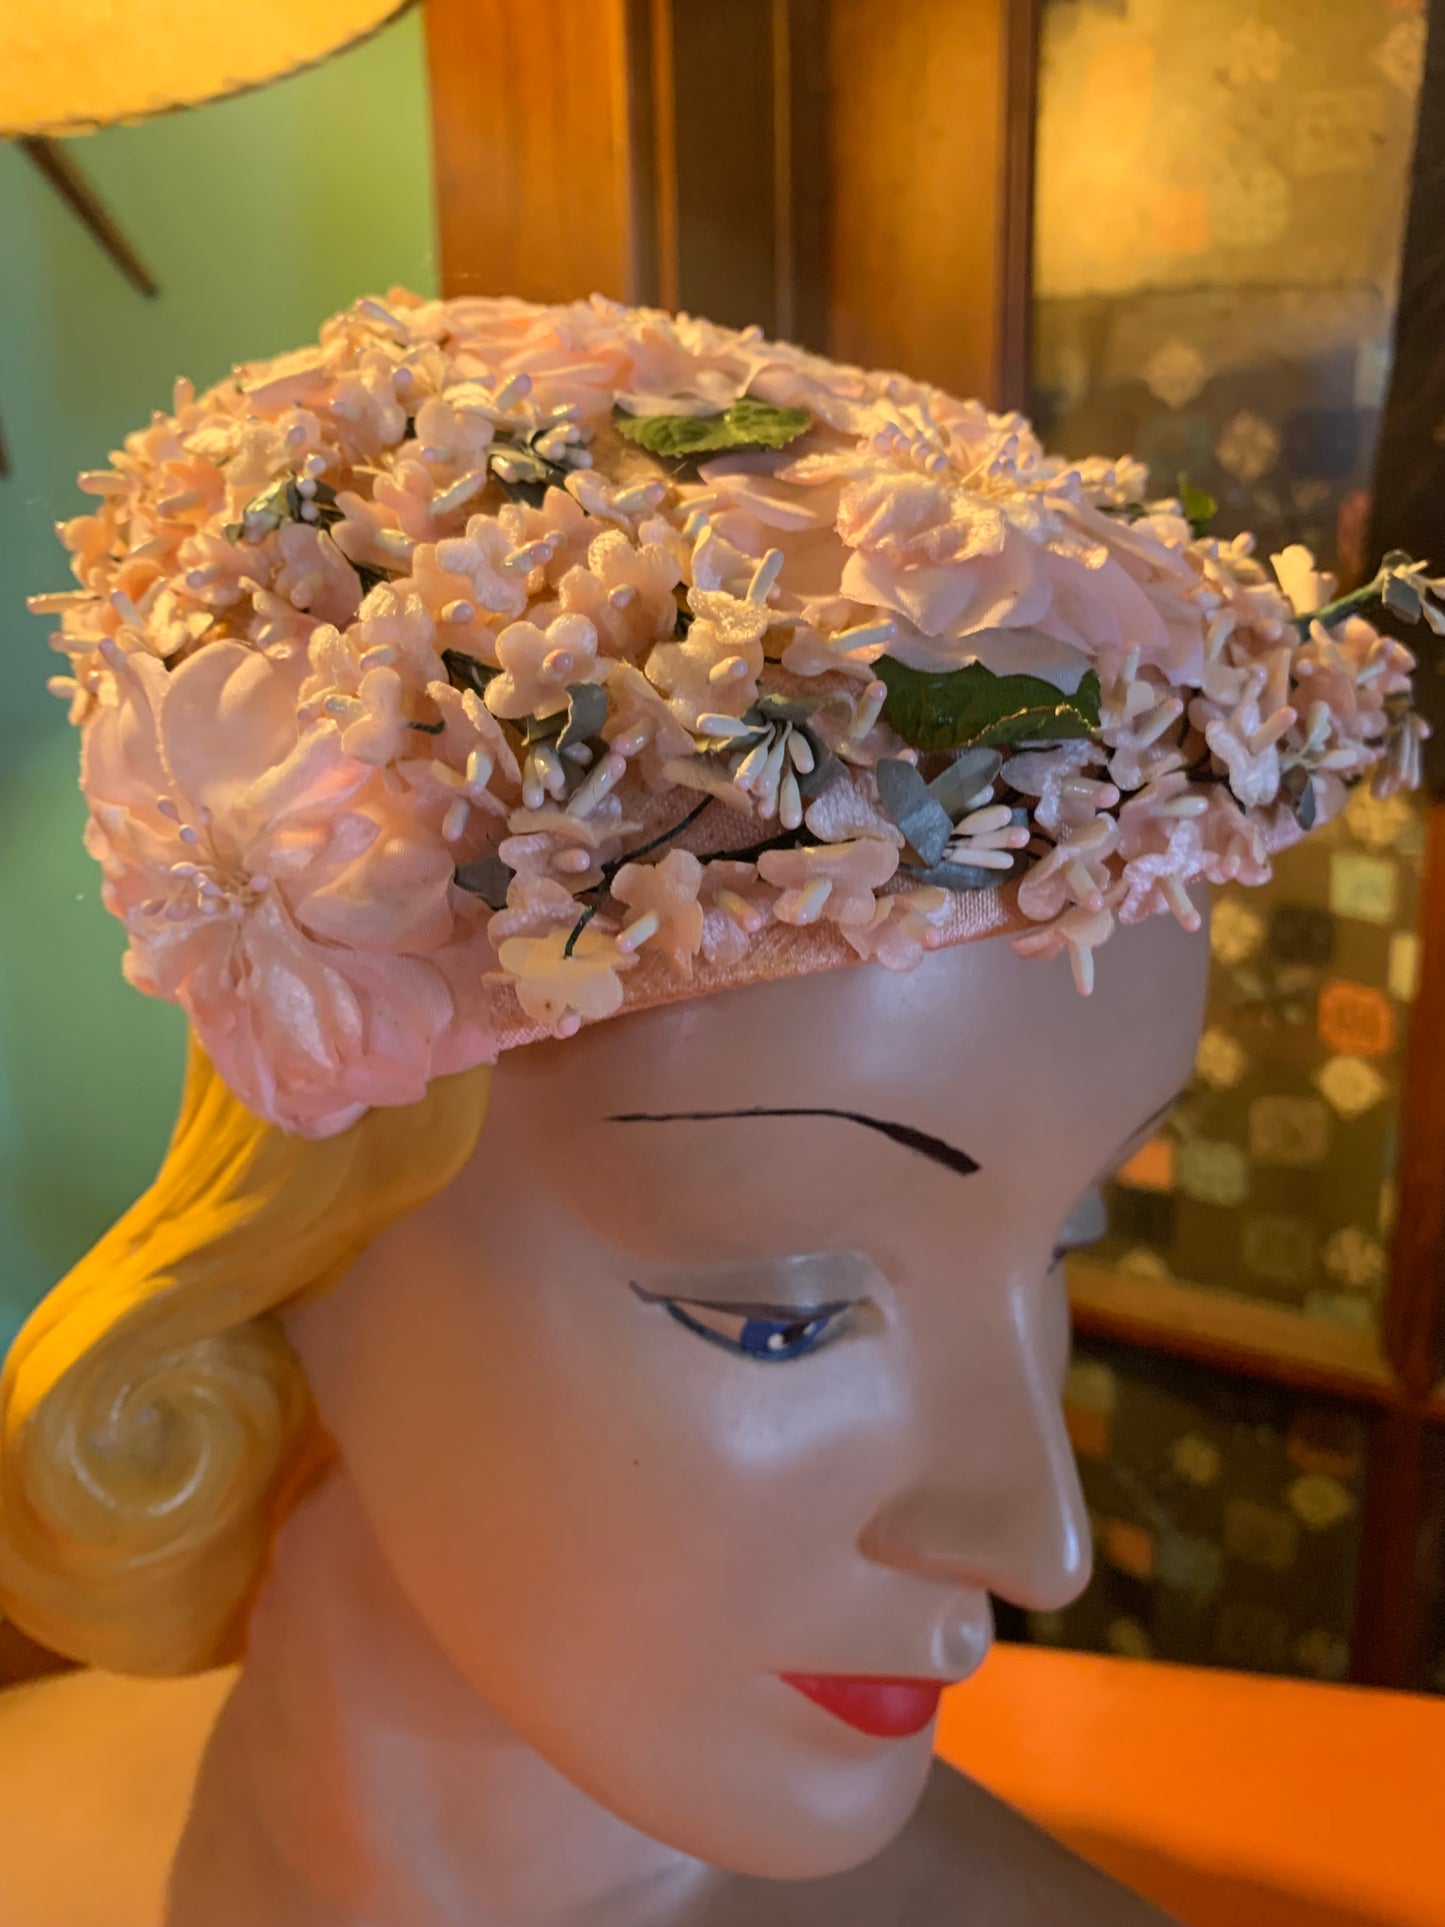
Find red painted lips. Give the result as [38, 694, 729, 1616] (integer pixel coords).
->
[779, 1673, 945, 1738]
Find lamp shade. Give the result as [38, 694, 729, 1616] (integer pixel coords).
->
[0, 0, 411, 139]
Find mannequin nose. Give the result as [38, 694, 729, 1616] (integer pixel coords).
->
[858, 1327, 1092, 1613]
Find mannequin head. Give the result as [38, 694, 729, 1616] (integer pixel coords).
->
[0, 912, 1207, 1876]
[8, 287, 1421, 1893]
[285, 908, 1206, 1878]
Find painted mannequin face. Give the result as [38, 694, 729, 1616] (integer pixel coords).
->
[288, 913, 1208, 1882]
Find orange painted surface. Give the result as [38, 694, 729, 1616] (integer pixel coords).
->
[1116, 1136, 1176, 1191]
[938, 1644, 1445, 1927]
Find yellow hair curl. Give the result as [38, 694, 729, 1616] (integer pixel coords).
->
[0, 1039, 490, 1676]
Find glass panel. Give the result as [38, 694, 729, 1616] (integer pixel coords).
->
[1030, 1335, 1370, 1679]
[1093, 791, 1424, 1329]
[1034, 0, 1426, 1338]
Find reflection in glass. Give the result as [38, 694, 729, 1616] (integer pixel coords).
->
[1033, 0, 1426, 1337]
[1029, 1337, 1369, 1679]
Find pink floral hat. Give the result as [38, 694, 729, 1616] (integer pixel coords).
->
[34, 292, 1432, 1135]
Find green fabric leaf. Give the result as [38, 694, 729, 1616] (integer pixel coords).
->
[613, 397, 812, 458]
[877, 658, 1101, 753]
[1178, 476, 1218, 539]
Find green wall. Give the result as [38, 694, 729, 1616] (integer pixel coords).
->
[0, 12, 437, 1349]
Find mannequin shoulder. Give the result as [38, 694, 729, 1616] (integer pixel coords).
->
[0, 1665, 234, 1927]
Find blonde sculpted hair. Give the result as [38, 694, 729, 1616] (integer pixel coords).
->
[0, 1040, 491, 1676]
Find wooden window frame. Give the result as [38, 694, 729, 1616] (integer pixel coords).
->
[426, 0, 1038, 409]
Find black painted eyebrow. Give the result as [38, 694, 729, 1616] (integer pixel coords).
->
[604, 1106, 980, 1178]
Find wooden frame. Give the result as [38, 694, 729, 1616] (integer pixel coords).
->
[827, 0, 1039, 409]
[423, 0, 1445, 1695]
[425, 0, 643, 306]
[1381, 806, 1445, 1401]
[426, 0, 1038, 409]
[1367, 0, 1445, 780]
[1067, 1261, 1402, 1409]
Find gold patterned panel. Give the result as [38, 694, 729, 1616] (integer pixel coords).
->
[1034, 0, 1418, 569]
[1038, 0, 1422, 298]
[1031, 1336, 1370, 1678]
[1034, 0, 1425, 1338]
[1094, 793, 1425, 1330]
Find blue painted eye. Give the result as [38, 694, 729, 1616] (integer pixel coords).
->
[659, 1299, 853, 1363]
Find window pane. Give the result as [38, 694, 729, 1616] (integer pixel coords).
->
[1034, 0, 1426, 1337]
[1031, 1335, 1370, 1679]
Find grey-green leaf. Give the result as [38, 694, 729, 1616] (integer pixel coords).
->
[1283, 766, 1319, 831]
[910, 803, 1028, 889]
[1383, 571, 1423, 621]
[453, 857, 512, 908]
[795, 734, 841, 802]
[613, 397, 812, 459]
[755, 693, 820, 727]
[876, 758, 955, 867]
[878, 657, 1102, 753]
[911, 857, 1013, 893]
[488, 440, 558, 507]
[227, 474, 339, 543]
[443, 647, 496, 698]
[927, 747, 1003, 819]
[558, 682, 609, 751]
[523, 710, 566, 745]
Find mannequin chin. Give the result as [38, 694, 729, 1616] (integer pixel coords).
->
[287, 909, 1209, 1885]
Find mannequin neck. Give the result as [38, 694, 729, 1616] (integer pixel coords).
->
[168, 1473, 712, 1927]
